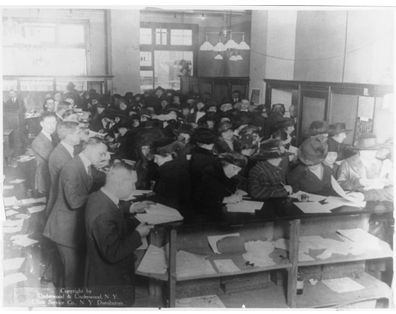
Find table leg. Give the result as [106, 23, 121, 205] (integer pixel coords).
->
[168, 229, 177, 307]
[287, 219, 300, 308]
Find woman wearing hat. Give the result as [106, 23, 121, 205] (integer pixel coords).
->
[214, 121, 241, 154]
[188, 99, 207, 126]
[287, 137, 338, 195]
[337, 133, 393, 202]
[194, 152, 247, 212]
[308, 120, 329, 142]
[275, 118, 295, 149]
[148, 138, 191, 211]
[173, 123, 195, 159]
[248, 141, 293, 199]
[323, 138, 341, 177]
[328, 123, 355, 161]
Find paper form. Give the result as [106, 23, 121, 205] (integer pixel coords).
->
[213, 259, 240, 273]
[5, 209, 19, 217]
[176, 250, 216, 278]
[330, 176, 366, 206]
[243, 240, 276, 267]
[226, 200, 264, 213]
[272, 238, 290, 251]
[4, 196, 17, 207]
[4, 257, 25, 272]
[10, 234, 38, 247]
[15, 214, 30, 220]
[336, 228, 380, 250]
[294, 202, 333, 213]
[19, 197, 46, 205]
[288, 191, 326, 202]
[3, 185, 14, 190]
[176, 295, 226, 308]
[3, 219, 24, 227]
[4, 226, 23, 233]
[27, 205, 46, 214]
[135, 203, 183, 225]
[9, 179, 25, 184]
[208, 233, 240, 254]
[3, 273, 28, 287]
[322, 277, 365, 293]
[137, 244, 167, 274]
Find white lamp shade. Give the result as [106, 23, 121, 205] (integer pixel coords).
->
[200, 41, 214, 51]
[236, 55, 243, 60]
[214, 53, 223, 60]
[225, 39, 239, 50]
[229, 55, 238, 61]
[214, 41, 226, 52]
[238, 40, 250, 50]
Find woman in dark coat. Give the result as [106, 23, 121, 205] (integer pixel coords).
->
[148, 138, 192, 212]
[194, 152, 247, 213]
[214, 121, 241, 154]
[287, 137, 337, 196]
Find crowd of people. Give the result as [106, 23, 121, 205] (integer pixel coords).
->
[12, 82, 393, 306]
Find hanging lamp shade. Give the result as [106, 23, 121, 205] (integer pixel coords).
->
[214, 53, 223, 60]
[236, 54, 243, 61]
[238, 35, 250, 50]
[213, 38, 226, 52]
[229, 55, 238, 61]
[199, 35, 214, 51]
[225, 33, 239, 50]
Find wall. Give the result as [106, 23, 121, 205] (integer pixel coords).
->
[109, 9, 140, 95]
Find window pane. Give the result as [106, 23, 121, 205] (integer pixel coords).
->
[59, 24, 85, 45]
[140, 28, 152, 45]
[154, 51, 193, 90]
[140, 51, 152, 67]
[24, 25, 56, 43]
[155, 28, 167, 45]
[171, 29, 192, 46]
[140, 70, 154, 92]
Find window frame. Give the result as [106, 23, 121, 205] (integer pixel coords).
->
[140, 22, 198, 89]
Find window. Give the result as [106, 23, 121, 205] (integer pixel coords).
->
[3, 20, 87, 76]
[140, 23, 197, 92]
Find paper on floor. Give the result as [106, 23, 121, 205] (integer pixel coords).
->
[137, 244, 168, 275]
[176, 250, 216, 278]
[226, 200, 263, 213]
[3, 185, 14, 190]
[27, 205, 46, 214]
[19, 197, 46, 205]
[213, 259, 240, 273]
[4, 226, 23, 233]
[322, 277, 365, 293]
[3, 273, 28, 287]
[176, 295, 225, 308]
[15, 214, 31, 220]
[3, 257, 26, 272]
[5, 209, 19, 217]
[3, 219, 24, 227]
[10, 234, 38, 247]
[208, 233, 240, 254]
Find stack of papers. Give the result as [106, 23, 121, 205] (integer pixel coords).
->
[213, 259, 240, 273]
[135, 203, 183, 225]
[226, 200, 264, 213]
[322, 277, 365, 294]
[176, 250, 216, 278]
[336, 228, 381, 251]
[137, 244, 168, 274]
[243, 240, 276, 267]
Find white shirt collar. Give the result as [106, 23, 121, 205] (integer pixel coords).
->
[79, 152, 92, 174]
[61, 141, 75, 158]
[101, 187, 119, 207]
[41, 130, 52, 142]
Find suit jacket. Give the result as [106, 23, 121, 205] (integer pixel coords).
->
[84, 190, 142, 290]
[44, 155, 93, 249]
[31, 132, 55, 194]
[46, 143, 74, 217]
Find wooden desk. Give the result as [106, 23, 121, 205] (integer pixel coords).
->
[136, 199, 393, 308]
[3, 128, 15, 165]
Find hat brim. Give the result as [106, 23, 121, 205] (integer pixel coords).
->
[251, 151, 293, 160]
[351, 144, 383, 150]
[331, 129, 352, 135]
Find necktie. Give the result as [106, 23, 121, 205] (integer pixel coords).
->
[87, 166, 92, 179]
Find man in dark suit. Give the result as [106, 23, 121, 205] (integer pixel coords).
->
[46, 121, 81, 217]
[84, 162, 154, 305]
[44, 137, 109, 289]
[31, 112, 58, 197]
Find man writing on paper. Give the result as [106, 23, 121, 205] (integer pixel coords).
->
[84, 162, 153, 306]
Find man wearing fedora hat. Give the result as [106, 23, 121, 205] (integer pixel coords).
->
[328, 122, 356, 161]
[337, 133, 393, 202]
[248, 141, 293, 200]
